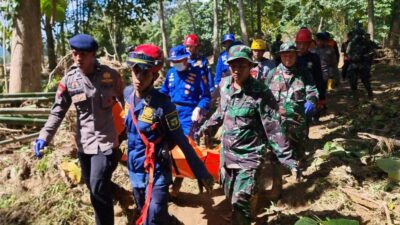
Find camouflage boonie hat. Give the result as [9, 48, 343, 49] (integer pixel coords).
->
[278, 41, 299, 53]
[226, 44, 254, 63]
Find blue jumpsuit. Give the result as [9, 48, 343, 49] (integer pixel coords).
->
[160, 66, 211, 136]
[214, 50, 230, 87]
[188, 55, 215, 92]
[124, 88, 211, 225]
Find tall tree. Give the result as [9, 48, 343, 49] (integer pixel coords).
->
[9, 0, 42, 93]
[225, 0, 233, 33]
[41, 0, 68, 71]
[256, 0, 261, 35]
[388, 0, 400, 48]
[237, 0, 249, 44]
[212, 0, 219, 63]
[368, 0, 375, 40]
[44, 16, 56, 71]
[158, 0, 169, 59]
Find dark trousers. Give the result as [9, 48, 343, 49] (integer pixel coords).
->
[133, 184, 170, 225]
[78, 149, 118, 225]
[348, 66, 373, 97]
[342, 60, 349, 80]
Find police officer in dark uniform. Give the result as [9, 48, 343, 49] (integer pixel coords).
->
[124, 44, 213, 225]
[34, 34, 124, 225]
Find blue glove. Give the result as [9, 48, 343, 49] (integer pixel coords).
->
[304, 101, 315, 116]
[34, 139, 46, 158]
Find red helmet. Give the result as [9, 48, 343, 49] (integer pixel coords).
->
[295, 28, 312, 42]
[126, 44, 164, 73]
[184, 34, 200, 46]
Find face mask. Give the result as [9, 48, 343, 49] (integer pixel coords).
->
[173, 62, 186, 71]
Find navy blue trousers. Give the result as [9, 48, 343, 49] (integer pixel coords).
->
[133, 184, 170, 225]
[79, 149, 118, 225]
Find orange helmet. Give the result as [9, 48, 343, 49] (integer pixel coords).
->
[184, 34, 200, 46]
[295, 28, 312, 42]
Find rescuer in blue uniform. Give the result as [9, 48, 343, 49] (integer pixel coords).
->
[214, 34, 235, 88]
[160, 45, 211, 138]
[124, 44, 213, 225]
[160, 45, 211, 197]
[184, 33, 215, 92]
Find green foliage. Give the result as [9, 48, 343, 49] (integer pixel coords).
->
[0, 194, 16, 209]
[295, 216, 319, 225]
[40, 0, 68, 22]
[376, 157, 400, 182]
[0, 0, 20, 24]
[34, 154, 51, 174]
[322, 141, 348, 158]
[295, 216, 359, 225]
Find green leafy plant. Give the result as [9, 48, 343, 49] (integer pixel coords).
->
[0, 194, 16, 209]
[321, 141, 349, 159]
[376, 157, 400, 182]
[295, 216, 359, 225]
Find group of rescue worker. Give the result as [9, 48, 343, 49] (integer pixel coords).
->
[32, 22, 377, 225]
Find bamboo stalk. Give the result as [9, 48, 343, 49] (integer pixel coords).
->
[0, 97, 52, 103]
[0, 92, 55, 98]
[0, 132, 40, 146]
[0, 116, 47, 124]
[0, 108, 51, 114]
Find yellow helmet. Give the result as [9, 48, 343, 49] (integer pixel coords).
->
[251, 39, 266, 50]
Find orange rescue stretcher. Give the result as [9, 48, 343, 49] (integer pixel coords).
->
[170, 138, 220, 181]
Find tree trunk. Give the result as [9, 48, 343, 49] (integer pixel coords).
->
[9, 0, 42, 93]
[60, 21, 66, 56]
[368, 0, 375, 40]
[318, 16, 324, 32]
[158, 0, 169, 59]
[44, 16, 57, 71]
[2, 25, 8, 93]
[212, 0, 219, 64]
[388, 0, 400, 49]
[186, 0, 197, 34]
[256, 0, 261, 36]
[225, 0, 233, 33]
[238, 0, 249, 45]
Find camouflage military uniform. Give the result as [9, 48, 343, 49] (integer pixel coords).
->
[201, 75, 296, 224]
[346, 34, 374, 98]
[250, 58, 276, 81]
[265, 63, 319, 156]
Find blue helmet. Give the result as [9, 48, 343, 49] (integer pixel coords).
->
[168, 45, 191, 61]
[222, 34, 235, 43]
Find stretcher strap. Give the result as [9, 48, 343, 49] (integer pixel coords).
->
[129, 95, 162, 225]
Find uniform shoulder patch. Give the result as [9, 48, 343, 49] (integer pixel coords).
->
[139, 106, 154, 124]
[165, 110, 180, 131]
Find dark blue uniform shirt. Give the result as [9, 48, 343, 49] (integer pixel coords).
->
[160, 66, 210, 110]
[188, 55, 215, 92]
[214, 50, 230, 87]
[124, 88, 210, 188]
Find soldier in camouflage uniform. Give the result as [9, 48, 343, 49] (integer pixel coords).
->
[265, 42, 319, 158]
[199, 45, 299, 225]
[346, 28, 374, 99]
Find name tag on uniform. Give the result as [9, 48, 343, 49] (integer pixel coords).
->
[139, 106, 154, 124]
[72, 93, 87, 103]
